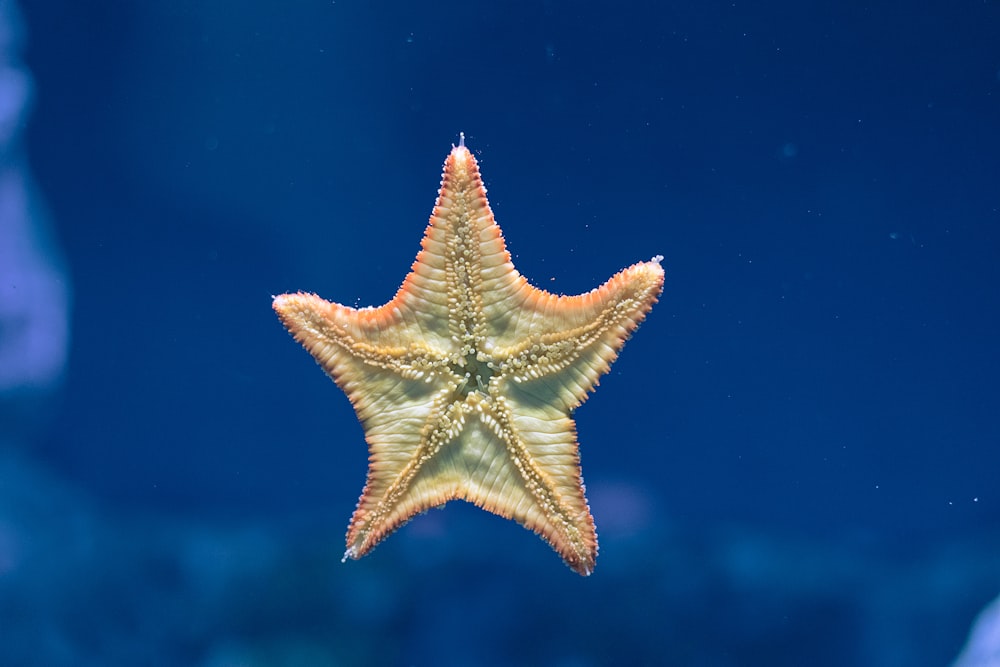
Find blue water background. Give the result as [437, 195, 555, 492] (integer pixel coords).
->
[9, 1, 1000, 665]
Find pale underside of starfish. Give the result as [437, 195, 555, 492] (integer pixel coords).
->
[273, 140, 663, 575]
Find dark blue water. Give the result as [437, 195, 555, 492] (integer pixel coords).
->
[4, 1, 998, 664]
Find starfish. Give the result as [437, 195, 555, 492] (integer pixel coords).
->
[273, 138, 664, 575]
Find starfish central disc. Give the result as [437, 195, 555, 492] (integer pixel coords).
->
[455, 350, 492, 397]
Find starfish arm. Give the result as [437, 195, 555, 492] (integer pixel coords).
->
[345, 387, 466, 559]
[272, 292, 453, 384]
[391, 145, 510, 352]
[482, 394, 598, 575]
[496, 259, 664, 410]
